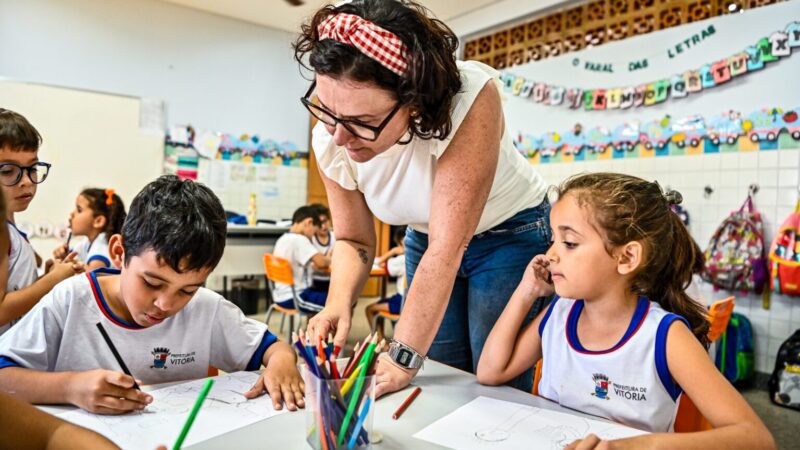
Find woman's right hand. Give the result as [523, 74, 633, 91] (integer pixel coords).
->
[306, 304, 353, 347]
[518, 254, 554, 301]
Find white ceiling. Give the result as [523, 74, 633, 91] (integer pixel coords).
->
[159, 0, 506, 34]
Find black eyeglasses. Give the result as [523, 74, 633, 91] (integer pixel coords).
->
[301, 81, 402, 142]
[0, 162, 51, 186]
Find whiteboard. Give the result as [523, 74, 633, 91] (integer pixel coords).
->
[0, 80, 163, 258]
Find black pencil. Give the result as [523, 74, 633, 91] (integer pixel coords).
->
[95, 322, 141, 390]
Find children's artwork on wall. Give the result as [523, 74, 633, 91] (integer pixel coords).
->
[515, 106, 800, 163]
[164, 125, 308, 181]
[500, 21, 797, 111]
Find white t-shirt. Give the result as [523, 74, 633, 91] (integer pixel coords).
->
[1, 222, 39, 336]
[387, 254, 406, 296]
[312, 60, 547, 235]
[73, 232, 112, 267]
[272, 232, 320, 301]
[311, 231, 335, 282]
[0, 269, 276, 385]
[538, 296, 687, 433]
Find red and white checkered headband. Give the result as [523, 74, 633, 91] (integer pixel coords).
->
[317, 13, 408, 76]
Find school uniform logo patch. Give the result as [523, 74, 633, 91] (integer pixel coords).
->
[151, 347, 170, 369]
[592, 373, 611, 400]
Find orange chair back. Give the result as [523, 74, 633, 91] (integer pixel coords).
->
[263, 254, 295, 286]
[674, 393, 712, 432]
[707, 296, 735, 343]
[531, 359, 543, 396]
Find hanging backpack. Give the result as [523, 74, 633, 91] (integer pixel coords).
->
[769, 205, 800, 295]
[703, 195, 768, 294]
[768, 329, 800, 410]
[714, 312, 755, 385]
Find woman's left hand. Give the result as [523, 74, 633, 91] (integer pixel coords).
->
[375, 353, 418, 398]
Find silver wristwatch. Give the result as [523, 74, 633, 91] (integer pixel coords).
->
[388, 340, 426, 370]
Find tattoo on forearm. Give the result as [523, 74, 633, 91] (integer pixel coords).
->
[358, 248, 369, 264]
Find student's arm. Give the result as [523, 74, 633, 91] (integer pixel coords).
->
[566, 322, 776, 450]
[0, 391, 122, 450]
[309, 252, 331, 270]
[244, 341, 304, 411]
[0, 253, 84, 326]
[0, 367, 152, 415]
[375, 245, 403, 266]
[476, 255, 554, 385]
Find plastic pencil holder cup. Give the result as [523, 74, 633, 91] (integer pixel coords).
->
[303, 365, 376, 450]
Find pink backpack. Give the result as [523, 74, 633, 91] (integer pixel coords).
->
[769, 208, 800, 296]
[703, 195, 768, 294]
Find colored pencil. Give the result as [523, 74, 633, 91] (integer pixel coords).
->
[95, 323, 140, 390]
[337, 334, 378, 447]
[348, 397, 373, 449]
[340, 364, 362, 396]
[392, 386, 422, 420]
[172, 378, 214, 450]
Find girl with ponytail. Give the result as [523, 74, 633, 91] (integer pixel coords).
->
[53, 188, 127, 270]
[477, 173, 773, 449]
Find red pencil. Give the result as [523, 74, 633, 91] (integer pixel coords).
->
[392, 386, 422, 420]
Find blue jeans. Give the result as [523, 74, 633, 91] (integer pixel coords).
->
[404, 200, 552, 392]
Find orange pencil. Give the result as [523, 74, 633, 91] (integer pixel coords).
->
[392, 386, 422, 420]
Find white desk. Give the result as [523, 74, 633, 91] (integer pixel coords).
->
[186, 361, 598, 450]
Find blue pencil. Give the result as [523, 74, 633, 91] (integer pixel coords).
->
[347, 397, 373, 449]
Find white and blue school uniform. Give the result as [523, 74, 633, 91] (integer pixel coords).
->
[72, 232, 112, 267]
[272, 232, 327, 313]
[310, 230, 335, 290]
[0, 269, 278, 385]
[0, 222, 39, 336]
[537, 296, 688, 433]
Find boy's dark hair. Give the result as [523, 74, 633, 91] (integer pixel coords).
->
[80, 188, 127, 237]
[309, 203, 330, 220]
[0, 109, 42, 151]
[393, 227, 406, 246]
[294, 0, 462, 141]
[293, 206, 322, 227]
[122, 175, 227, 273]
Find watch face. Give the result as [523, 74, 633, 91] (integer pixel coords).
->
[397, 348, 413, 367]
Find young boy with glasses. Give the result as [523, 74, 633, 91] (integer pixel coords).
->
[0, 109, 85, 335]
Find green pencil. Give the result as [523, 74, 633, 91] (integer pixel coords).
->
[172, 378, 215, 450]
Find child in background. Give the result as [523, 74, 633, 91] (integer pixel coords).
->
[0, 193, 128, 450]
[272, 206, 331, 313]
[309, 203, 335, 292]
[365, 227, 406, 338]
[50, 188, 126, 270]
[0, 175, 303, 414]
[0, 109, 84, 336]
[477, 173, 774, 449]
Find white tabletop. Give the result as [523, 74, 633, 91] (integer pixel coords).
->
[186, 361, 596, 450]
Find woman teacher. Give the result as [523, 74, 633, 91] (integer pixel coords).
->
[298, 0, 550, 396]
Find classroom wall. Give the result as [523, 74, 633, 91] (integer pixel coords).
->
[0, 0, 309, 148]
[0, 80, 163, 260]
[501, 2, 800, 375]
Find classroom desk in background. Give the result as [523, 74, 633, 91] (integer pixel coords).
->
[188, 360, 600, 450]
[214, 224, 289, 298]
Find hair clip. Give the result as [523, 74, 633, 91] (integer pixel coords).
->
[663, 189, 683, 206]
[105, 188, 115, 206]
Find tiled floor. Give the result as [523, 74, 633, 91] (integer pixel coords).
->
[248, 295, 800, 449]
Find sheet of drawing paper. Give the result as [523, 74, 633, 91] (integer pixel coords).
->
[58, 372, 288, 450]
[413, 396, 647, 450]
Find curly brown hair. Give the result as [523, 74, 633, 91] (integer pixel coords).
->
[293, 0, 462, 141]
[555, 173, 710, 348]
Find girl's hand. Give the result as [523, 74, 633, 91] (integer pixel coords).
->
[374, 353, 416, 398]
[518, 255, 554, 300]
[246, 352, 305, 411]
[52, 243, 69, 261]
[306, 304, 352, 348]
